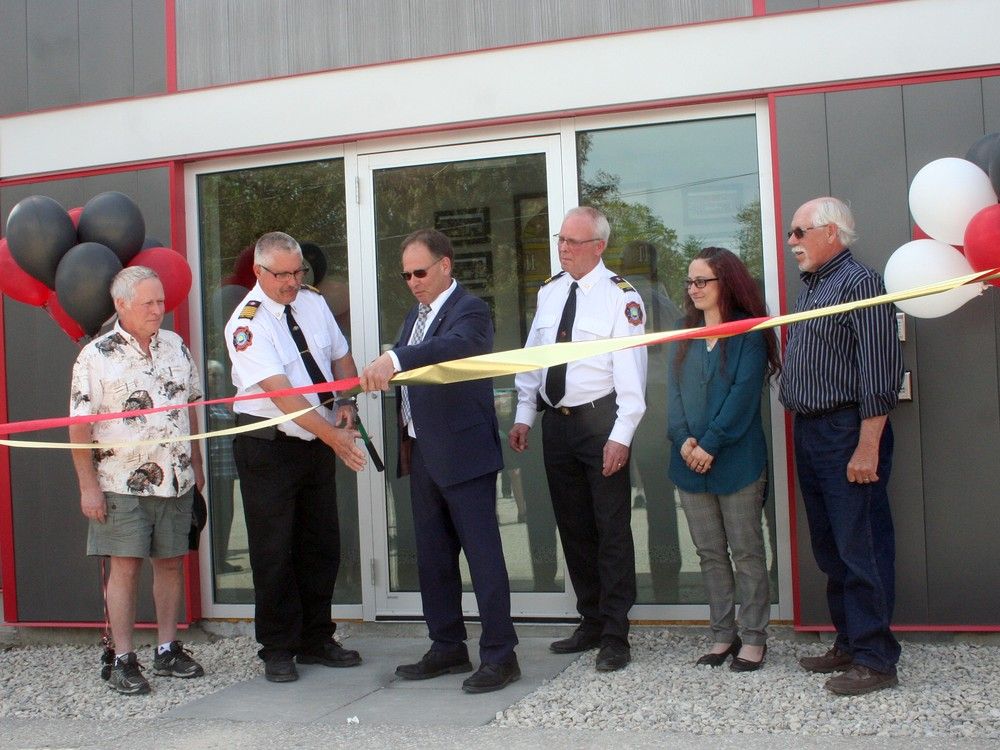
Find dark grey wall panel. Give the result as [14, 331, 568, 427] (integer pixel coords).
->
[0, 0, 29, 115]
[2, 171, 172, 623]
[80, 0, 135, 103]
[766, 0, 816, 11]
[132, 0, 167, 95]
[826, 85, 926, 625]
[175, 0, 231, 89]
[984, 77, 1000, 129]
[177, 0, 753, 89]
[26, 0, 80, 110]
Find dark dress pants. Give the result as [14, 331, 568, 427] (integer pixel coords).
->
[541, 398, 636, 647]
[234, 434, 340, 659]
[409, 440, 518, 665]
[795, 409, 900, 674]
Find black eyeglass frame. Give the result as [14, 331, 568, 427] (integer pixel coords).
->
[399, 256, 445, 281]
[259, 265, 309, 282]
[683, 277, 719, 289]
[786, 224, 828, 240]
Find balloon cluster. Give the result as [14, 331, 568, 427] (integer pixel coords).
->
[0, 192, 192, 341]
[886, 133, 1000, 318]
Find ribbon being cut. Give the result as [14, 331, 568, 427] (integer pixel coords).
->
[1, 267, 997, 450]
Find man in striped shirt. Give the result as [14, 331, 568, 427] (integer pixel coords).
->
[779, 197, 904, 697]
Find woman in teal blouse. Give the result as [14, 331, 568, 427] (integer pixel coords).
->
[667, 247, 781, 672]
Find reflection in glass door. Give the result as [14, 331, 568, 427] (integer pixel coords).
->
[358, 138, 577, 617]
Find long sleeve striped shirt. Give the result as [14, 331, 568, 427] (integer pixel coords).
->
[779, 249, 903, 419]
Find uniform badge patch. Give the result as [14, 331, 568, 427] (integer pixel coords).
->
[625, 301, 644, 326]
[233, 326, 253, 351]
[238, 300, 261, 320]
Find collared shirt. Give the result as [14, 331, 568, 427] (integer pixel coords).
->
[779, 249, 903, 419]
[69, 322, 202, 497]
[389, 279, 457, 439]
[225, 282, 350, 440]
[514, 260, 648, 446]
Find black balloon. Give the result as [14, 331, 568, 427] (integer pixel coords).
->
[4, 195, 76, 289]
[77, 191, 146, 265]
[989, 146, 1000, 199]
[965, 132, 1000, 173]
[54, 242, 122, 337]
[141, 236, 165, 250]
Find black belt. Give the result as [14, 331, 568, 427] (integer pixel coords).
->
[235, 412, 311, 442]
[798, 403, 858, 419]
[540, 391, 616, 416]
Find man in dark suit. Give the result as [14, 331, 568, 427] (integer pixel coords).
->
[361, 228, 519, 693]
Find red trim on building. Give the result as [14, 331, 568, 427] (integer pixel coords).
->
[165, 0, 178, 93]
[0, 296, 16, 622]
[752, 0, 767, 16]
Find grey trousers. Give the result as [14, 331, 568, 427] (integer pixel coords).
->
[679, 472, 769, 646]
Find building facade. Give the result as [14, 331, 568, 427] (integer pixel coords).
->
[2, 0, 998, 629]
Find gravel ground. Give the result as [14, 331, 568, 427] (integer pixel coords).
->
[2, 629, 999, 740]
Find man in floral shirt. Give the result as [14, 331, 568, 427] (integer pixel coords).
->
[69, 266, 206, 695]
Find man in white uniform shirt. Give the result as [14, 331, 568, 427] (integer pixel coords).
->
[509, 206, 647, 672]
[225, 231, 366, 684]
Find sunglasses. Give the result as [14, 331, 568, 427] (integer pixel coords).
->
[400, 255, 444, 281]
[786, 224, 827, 240]
[684, 277, 719, 289]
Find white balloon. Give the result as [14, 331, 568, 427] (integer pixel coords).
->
[908, 158, 997, 246]
[884, 239, 982, 318]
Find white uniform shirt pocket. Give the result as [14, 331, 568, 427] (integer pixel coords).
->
[575, 314, 613, 341]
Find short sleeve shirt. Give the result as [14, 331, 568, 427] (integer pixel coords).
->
[69, 323, 203, 497]
[225, 283, 350, 440]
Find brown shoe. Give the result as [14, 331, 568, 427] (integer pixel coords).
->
[799, 647, 852, 673]
[824, 664, 898, 696]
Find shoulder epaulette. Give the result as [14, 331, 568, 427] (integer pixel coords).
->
[300, 284, 321, 294]
[237, 300, 261, 320]
[610, 275, 637, 293]
[541, 271, 566, 286]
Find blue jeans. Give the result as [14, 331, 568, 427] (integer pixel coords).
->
[795, 408, 900, 674]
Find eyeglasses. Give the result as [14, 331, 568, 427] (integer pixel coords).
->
[553, 234, 601, 248]
[786, 224, 828, 240]
[684, 277, 719, 289]
[260, 265, 309, 282]
[400, 256, 444, 281]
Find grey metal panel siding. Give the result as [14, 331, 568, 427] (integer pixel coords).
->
[26, 0, 80, 110]
[2, 171, 172, 623]
[176, 0, 231, 89]
[133, 0, 167, 95]
[176, 0, 753, 89]
[826, 85, 927, 625]
[766, 0, 817, 11]
[779, 76, 1000, 626]
[0, 0, 29, 115]
[80, 0, 135, 104]
[229, 0, 290, 82]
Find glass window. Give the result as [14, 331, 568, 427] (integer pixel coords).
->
[577, 116, 779, 605]
[197, 158, 361, 605]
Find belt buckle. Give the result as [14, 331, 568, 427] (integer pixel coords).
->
[558, 406, 571, 416]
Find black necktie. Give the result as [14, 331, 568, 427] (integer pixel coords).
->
[544, 281, 578, 407]
[285, 305, 334, 409]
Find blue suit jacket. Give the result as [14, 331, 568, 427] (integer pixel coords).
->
[393, 283, 502, 488]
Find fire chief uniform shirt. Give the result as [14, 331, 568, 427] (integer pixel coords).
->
[69, 321, 202, 497]
[225, 282, 349, 436]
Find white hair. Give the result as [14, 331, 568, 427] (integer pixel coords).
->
[110, 266, 159, 303]
[810, 197, 858, 246]
[254, 231, 302, 265]
[565, 206, 611, 243]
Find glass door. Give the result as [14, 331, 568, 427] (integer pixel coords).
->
[356, 137, 579, 618]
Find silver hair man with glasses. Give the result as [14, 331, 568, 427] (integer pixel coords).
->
[70, 266, 206, 695]
[509, 206, 647, 673]
[780, 197, 903, 696]
[225, 231, 366, 684]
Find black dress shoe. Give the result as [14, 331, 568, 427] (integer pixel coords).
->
[695, 636, 742, 667]
[296, 640, 362, 668]
[595, 643, 630, 672]
[395, 649, 473, 680]
[730, 644, 767, 672]
[264, 655, 298, 683]
[550, 628, 602, 654]
[461, 655, 521, 693]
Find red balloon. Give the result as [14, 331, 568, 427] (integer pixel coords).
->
[68, 206, 83, 229]
[44, 291, 86, 342]
[0, 237, 51, 306]
[913, 223, 963, 253]
[963, 204, 1000, 287]
[128, 247, 192, 312]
